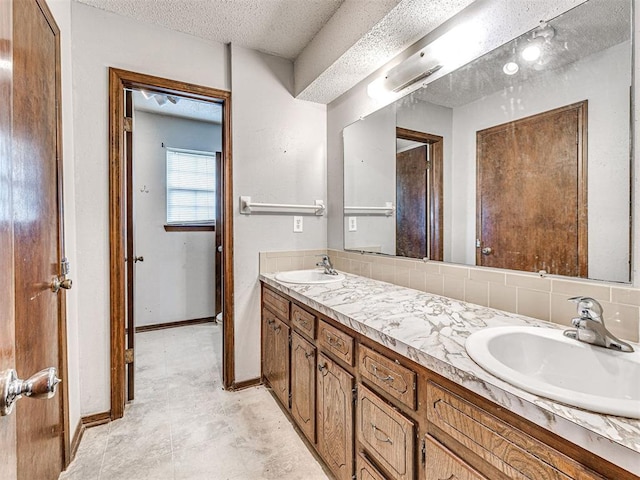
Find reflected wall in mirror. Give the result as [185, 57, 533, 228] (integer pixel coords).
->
[343, 0, 632, 283]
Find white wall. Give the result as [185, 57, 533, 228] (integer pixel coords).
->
[343, 104, 396, 253]
[231, 45, 327, 382]
[70, 2, 228, 415]
[449, 41, 631, 281]
[133, 111, 219, 327]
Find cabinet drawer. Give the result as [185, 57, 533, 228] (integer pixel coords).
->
[291, 303, 315, 339]
[425, 435, 486, 480]
[359, 345, 416, 410]
[357, 384, 414, 480]
[426, 382, 605, 480]
[263, 287, 290, 320]
[356, 452, 386, 480]
[318, 320, 354, 366]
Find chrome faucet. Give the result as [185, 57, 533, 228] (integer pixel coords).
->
[316, 255, 338, 275]
[563, 296, 634, 352]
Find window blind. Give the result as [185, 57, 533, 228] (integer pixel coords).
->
[166, 149, 216, 224]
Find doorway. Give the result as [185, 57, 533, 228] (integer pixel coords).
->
[108, 68, 234, 420]
[476, 101, 588, 276]
[395, 127, 443, 260]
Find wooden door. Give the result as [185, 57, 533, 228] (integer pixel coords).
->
[317, 353, 354, 480]
[7, 0, 67, 478]
[124, 88, 135, 401]
[215, 152, 222, 318]
[0, 1, 17, 478]
[396, 146, 428, 259]
[476, 102, 587, 276]
[291, 332, 316, 443]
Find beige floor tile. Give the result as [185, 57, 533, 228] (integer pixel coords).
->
[60, 323, 328, 480]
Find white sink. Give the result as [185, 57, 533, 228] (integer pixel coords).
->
[465, 326, 640, 419]
[274, 269, 345, 284]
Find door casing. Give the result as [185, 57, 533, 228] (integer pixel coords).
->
[108, 68, 235, 419]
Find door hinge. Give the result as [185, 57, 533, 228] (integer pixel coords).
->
[352, 385, 358, 404]
[124, 116, 133, 132]
[421, 438, 426, 466]
[426, 160, 432, 170]
[124, 348, 134, 364]
[289, 335, 292, 346]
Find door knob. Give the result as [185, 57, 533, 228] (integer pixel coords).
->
[51, 276, 72, 293]
[1, 367, 61, 416]
[134, 256, 144, 263]
[217, 245, 222, 253]
[481, 247, 493, 255]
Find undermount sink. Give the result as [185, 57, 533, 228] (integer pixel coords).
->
[274, 269, 345, 284]
[465, 326, 640, 419]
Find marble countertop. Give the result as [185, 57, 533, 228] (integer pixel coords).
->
[260, 271, 640, 476]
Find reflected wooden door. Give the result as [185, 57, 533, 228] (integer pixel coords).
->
[6, 0, 67, 478]
[476, 102, 587, 277]
[396, 146, 428, 258]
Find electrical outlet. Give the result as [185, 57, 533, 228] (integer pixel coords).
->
[293, 216, 303, 233]
[348, 217, 357, 232]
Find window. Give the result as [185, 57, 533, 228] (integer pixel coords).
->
[166, 148, 216, 227]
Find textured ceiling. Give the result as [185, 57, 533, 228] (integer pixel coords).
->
[132, 90, 222, 123]
[75, 0, 344, 60]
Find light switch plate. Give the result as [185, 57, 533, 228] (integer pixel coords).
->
[293, 216, 303, 233]
[348, 217, 357, 232]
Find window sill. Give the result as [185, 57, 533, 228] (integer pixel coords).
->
[164, 224, 215, 232]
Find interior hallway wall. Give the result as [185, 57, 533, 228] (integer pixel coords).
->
[231, 44, 327, 383]
[133, 111, 219, 327]
[70, 2, 228, 415]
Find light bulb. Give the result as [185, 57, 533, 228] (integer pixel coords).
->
[522, 44, 541, 62]
[503, 62, 519, 75]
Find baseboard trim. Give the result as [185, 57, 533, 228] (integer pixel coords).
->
[82, 411, 112, 428]
[134, 316, 216, 333]
[69, 411, 111, 462]
[230, 377, 261, 391]
[69, 419, 83, 461]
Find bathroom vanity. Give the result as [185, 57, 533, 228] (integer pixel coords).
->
[260, 272, 640, 480]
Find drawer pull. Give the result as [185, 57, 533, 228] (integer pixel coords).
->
[327, 333, 344, 349]
[305, 351, 314, 359]
[267, 319, 275, 326]
[371, 423, 393, 444]
[299, 318, 308, 326]
[318, 363, 328, 374]
[371, 364, 394, 383]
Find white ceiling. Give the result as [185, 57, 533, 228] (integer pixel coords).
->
[75, 0, 344, 60]
[131, 90, 222, 123]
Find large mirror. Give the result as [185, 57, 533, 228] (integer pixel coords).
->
[343, 0, 632, 283]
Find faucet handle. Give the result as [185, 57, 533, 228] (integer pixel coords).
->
[568, 296, 604, 320]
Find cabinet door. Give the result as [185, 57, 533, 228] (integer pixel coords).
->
[291, 332, 316, 443]
[263, 311, 290, 407]
[317, 353, 354, 480]
[425, 436, 487, 480]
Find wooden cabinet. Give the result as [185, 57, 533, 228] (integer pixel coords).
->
[291, 331, 316, 443]
[260, 284, 630, 480]
[318, 320, 355, 366]
[292, 303, 316, 340]
[356, 452, 387, 480]
[357, 384, 414, 480]
[359, 344, 416, 410]
[425, 436, 486, 480]
[426, 382, 605, 480]
[262, 309, 290, 407]
[317, 353, 354, 480]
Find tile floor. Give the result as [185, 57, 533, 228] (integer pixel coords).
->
[60, 323, 329, 480]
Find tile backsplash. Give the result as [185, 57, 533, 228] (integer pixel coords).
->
[259, 249, 640, 343]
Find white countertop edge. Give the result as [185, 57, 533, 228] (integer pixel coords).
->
[259, 273, 640, 476]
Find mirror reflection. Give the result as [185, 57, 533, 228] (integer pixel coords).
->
[343, 0, 632, 283]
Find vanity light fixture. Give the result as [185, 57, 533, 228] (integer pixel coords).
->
[367, 20, 483, 99]
[521, 23, 555, 63]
